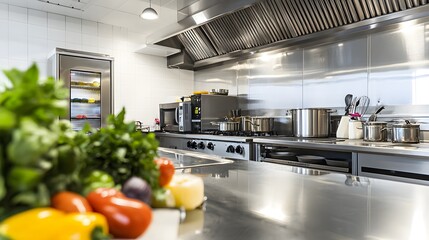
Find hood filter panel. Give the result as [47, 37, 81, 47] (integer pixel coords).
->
[175, 0, 428, 61]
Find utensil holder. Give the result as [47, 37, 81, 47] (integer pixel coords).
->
[349, 120, 363, 139]
[336, 116, 350, 139]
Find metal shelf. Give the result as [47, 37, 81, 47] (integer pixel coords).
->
[262, 158, 350, 173]
[71, 102, 101, 104]
[71, 84, 100, 90]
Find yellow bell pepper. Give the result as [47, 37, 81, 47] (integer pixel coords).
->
[0, 208, 109, 240]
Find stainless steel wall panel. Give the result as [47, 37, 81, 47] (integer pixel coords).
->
[368, 23, 429, 105]
[303, 38, 368, 108]
[194, 62, 238, 96]
[193, 15, 429, 138]
[246, 50, 304, 111]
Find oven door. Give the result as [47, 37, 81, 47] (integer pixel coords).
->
[159, 102, 179, 132]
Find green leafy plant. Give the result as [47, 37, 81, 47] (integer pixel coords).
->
[0, 64, 88, 218]
[84, 108, 160, 192]
[0, 64, 161, 220]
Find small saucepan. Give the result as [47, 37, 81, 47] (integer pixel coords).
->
[363, 122, 387, 142]
[392, 120, 420, 144]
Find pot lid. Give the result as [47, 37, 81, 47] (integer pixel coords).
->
[363, 122, 387, 126]
[393, 123, 420, 128]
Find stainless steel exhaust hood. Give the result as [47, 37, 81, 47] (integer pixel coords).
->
[154, 0, 429, 70]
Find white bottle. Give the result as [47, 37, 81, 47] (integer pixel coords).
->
[348, 120, 363, 139]
[336, 116, 350, 139]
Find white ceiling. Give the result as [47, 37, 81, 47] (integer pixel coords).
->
[5, 0, 184, 36]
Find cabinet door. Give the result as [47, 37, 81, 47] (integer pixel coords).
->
[358, 153, 429, 185]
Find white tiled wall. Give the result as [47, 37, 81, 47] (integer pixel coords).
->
[0, 3, 194, 126]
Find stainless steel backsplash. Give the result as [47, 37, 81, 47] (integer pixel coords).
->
[194, 18, 429, 139]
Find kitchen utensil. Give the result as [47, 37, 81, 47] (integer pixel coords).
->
[350, 97, 357, 113]
[368, 106, 385, 122]
[357, 96, 370, 117]
[352, 98, 360, 114]
[348, 120, 363, 139]
[392, 121, 420, 143]
[336, 115, 351, 138]
[345, 94, 353, 115]
[211, 121, 239, 132]
[290, 108, 335, 138]
[296, 155, 326, 164]
[325, 159, 349, 168]
[363, 122, 387, 142]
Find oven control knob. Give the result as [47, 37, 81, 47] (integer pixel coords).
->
[227, 145, 235, 153]
[198, 142, 205, 149]
[207, 142, 214, 150]
[186, 141, 192, 148]
[191, 141, 198, 149]
[235, 145, 244, 155]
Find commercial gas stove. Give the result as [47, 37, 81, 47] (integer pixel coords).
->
[155, 132, 256, 160]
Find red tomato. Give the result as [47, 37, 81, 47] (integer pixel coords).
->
[51, 191, 93, 213]
[155, 157, 175, 186]
[86, 188, 152, 239]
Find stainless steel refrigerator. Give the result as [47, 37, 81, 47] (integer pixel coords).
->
[49, 48, 113, 130]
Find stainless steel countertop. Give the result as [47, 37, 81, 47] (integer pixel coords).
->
[155, 132, 253, 143]
[178, 159, 429, 240]
[253, 137, 429, 157]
